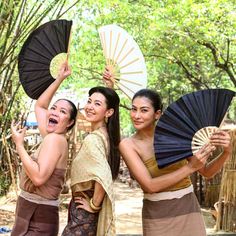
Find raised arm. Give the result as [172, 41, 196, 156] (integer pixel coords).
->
[35, 62, 71, 137]
[102, 66, 114, 89]
[119, 138, 215, 194]
[198, 130, 232, 178]
[11, 123, 67, 186]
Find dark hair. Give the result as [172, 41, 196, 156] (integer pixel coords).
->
[57, 99, 77, 131]
[88, 86, 120, 180]
[132, 89, 163, 112]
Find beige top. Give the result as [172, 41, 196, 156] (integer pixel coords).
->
[20, 167, 66, 200]
[144, 156, 191, 191]
[71, 128, 115, 236]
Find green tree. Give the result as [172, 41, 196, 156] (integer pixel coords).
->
[63, 0, 235, 129]
[0, 0, 79, 195]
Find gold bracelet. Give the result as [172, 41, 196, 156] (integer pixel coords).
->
[89, 198, 102, 212]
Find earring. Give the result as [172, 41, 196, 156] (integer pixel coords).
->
[105, 116, 108, 123]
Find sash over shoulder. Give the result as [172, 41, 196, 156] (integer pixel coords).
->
[71, 129, 116, 236]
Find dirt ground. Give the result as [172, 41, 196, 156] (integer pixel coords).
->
[0, 181, 222, 236]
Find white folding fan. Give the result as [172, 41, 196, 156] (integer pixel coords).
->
[98, 24, 147, 99]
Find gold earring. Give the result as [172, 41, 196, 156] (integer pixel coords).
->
[105, 116, 108, 123]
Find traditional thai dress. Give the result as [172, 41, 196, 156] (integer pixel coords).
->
[11, 165, 66, 236]
[142, 157, 206, 236]
[62, 128, 116, 236]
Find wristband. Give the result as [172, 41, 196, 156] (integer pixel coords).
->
[89, 198, 102, 212]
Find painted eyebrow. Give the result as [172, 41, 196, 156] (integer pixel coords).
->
[132, 105, 151, 109]
[95, 99, 103, 103]
[89, 98, 103, 104]
[51, 104, 69, 112]
[60, 107, 69, 112]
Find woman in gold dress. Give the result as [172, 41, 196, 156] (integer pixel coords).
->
[103, 69, 232, 236]
[62, 86, 120, 236]
[120, 89, 232, 236]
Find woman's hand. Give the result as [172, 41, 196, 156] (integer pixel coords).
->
[74, 197, 97, 213]
[103, 66, 114, 88]
[187, 143, 216, 171]
[57, 61, 71, 82]
[197, 130, 232, 178]
[11, 121, 27, 147]
[210, 130, 232, 154]
[35, 61, 71, 138]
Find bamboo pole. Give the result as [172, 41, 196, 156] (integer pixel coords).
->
[2, 134, 18, 198]
[216, 128, 236, 232]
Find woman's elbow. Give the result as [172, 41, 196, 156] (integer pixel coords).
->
[199, 170, 215, 180]
[145, 188, 156, 194]
[31, 177, 46, 187]
[141, 182, 156, 194]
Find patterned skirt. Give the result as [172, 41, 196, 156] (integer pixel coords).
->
[11, 196, 59, 236]
[142, 192, 207, 236]
[61, 198, 99, 236]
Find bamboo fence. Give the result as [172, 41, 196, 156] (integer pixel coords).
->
[204, 147, 224, 207]
[216, 128, 236, 232]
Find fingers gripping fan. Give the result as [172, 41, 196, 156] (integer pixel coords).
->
[18, 19, 72, 99]
[98, 24, 147, 99]
[154, 89, 235, 168]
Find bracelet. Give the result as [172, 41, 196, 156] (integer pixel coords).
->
[89, 198, 102, 212]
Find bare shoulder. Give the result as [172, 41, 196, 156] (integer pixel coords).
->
[40, 133, 68, 166]
[120, 137, 134, 148]
[119, 136, 138, 154]
[43, 133, 67, 146]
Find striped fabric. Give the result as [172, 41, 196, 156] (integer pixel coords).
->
[11, 196, 59, 236]
[142, 192, 206, 236]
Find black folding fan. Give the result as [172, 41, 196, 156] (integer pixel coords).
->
[18, 19, 72, 99]
[154, 88, 235, 168]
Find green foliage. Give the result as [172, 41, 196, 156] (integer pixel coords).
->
[60, 0, 235, 135]
[1, 0, 235, 136]
[1, 1, 235, 183]
[0, 0, 81, 195]
[0, 170, 11, 195]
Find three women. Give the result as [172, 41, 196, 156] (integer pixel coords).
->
[11, 62, 232, 235]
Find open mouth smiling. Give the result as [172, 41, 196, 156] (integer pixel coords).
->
[48, 118, 58, 125]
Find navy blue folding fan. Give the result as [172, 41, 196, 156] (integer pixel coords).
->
[154, 88, 235, 168]
[18, 19, 72, 99]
